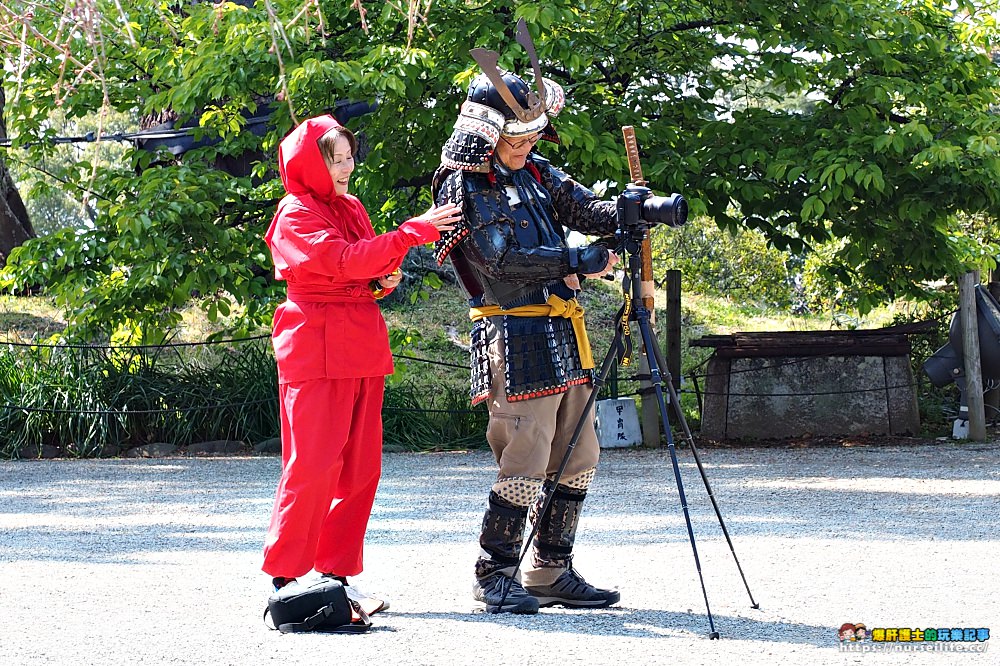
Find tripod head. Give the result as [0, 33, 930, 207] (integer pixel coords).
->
[610, 184, 688, 301]
[613, 184, 688, 254]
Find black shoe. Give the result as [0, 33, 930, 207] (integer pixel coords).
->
[473, 573, 540, 614]
[525, 568, 620, 608]
[272, 576, 296, 591]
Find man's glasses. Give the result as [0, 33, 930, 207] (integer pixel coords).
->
[500, 133, 542, 150]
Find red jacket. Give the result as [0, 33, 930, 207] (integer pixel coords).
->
[265, 115, 438, 382]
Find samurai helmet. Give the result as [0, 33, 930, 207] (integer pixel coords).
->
[441, 19, 565, 172]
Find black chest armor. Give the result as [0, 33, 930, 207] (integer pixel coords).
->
[452, 164, 574, 308]
[433, 155, 617, 403]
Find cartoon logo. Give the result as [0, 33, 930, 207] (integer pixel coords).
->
[839, 622, 868, 642]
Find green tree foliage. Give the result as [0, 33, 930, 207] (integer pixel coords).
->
[1, 0, 999, 338]
[650, 218, 796, 309]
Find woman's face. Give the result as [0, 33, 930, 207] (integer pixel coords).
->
[326, 134, 355, 196]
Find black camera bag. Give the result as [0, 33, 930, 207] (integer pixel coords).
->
[264, 578, 371, 634]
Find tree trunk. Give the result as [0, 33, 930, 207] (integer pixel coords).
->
[0, 84, 36, 266]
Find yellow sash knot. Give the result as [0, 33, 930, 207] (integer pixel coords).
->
[469, 294, 594, 369]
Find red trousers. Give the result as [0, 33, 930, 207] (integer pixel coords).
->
[262, 376, 385, 579]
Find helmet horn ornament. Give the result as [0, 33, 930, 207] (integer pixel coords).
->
[515, 18, 549, 114]
[440, 20, 564, 172]
[469, 18, 547, 124]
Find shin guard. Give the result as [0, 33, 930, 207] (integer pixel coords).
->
[530, 482, 586, 571]
[475, 492, 529, 579]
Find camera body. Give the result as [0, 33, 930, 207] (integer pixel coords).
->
[616, 184, 688, 230]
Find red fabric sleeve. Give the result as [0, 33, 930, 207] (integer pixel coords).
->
[274, 202, 420, 280]
[397, 219, 442, 246]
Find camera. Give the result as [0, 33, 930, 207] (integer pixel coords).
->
[616, 184, 688, 229]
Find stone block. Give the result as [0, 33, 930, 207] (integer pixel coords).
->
[187, 440, 247, 455]
[596, 397, 642, 448]
[701, 354, 920, 439]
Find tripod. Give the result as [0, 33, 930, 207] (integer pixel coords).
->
[496, 223, 759, 638]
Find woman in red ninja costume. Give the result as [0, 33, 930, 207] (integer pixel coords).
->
[262, 115, 460, 614]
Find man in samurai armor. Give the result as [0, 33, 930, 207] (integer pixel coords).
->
[431, 27, 621, 614]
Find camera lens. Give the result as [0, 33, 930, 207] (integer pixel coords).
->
[642, 194, 688, 227]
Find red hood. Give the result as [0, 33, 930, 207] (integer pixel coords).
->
[277, 115, 342, 200]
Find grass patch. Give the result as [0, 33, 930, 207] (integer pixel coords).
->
[0, 338, 279, 459]
[382, 382, 488, 451]
[0, 295, 67, 340]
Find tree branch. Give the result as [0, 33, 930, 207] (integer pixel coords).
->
[666, 18, 731, 33]
[828, 71, 910, 124]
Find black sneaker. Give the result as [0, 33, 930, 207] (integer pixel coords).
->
[272, 577, 296, 591]
[524, 568, 620, 608]
[473, 573, 540, 614]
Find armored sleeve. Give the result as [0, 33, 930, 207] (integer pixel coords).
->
[540, 161, 618, 237]
[473, 226, 579, 284]
[432, 169, 471, 266]
[435, 169, 607, 284]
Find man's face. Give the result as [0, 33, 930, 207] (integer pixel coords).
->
[495, 132, 541, 170]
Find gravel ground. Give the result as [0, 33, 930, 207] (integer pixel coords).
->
[1, 442, 997, 665]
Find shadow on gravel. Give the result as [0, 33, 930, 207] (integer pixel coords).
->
[593, 447, 999, 542]
[389, 608, 832, 645]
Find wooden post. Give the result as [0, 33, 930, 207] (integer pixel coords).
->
[620, 126, 661, 447]
[665, 269, 682, 391]
[959, 271, 987, 440]
[638, 352, 660, 448]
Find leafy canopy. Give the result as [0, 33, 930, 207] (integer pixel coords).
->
[2, 0, 1000, 337]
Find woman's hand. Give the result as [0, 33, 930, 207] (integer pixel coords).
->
[410, 202, 461, 233]
[378, 269, 404, 290]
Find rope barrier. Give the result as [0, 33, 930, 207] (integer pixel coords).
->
[0, 333, 270, 350]
[686, 381, 924, 397]
[0, 311, 949, 419]
[604, 380, 934, 399]
[0, 335, 482, 417]
[392, 353, 469, 370]
[0, 399, 481, 418]
[686, 333, 945, 381]
[382, 405, 483, 414]
[0, 118, 273, 149]
[0, 396, 277, 416]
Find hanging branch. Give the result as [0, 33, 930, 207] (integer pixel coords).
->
[384, 0, 435, 47]
[351, 0, 369, 34]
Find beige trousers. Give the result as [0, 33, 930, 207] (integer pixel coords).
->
[484, 333, 600, 484]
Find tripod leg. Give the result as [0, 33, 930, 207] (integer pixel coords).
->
[648, 339, 696, 447]
[635, 310, 720, 639]
[649, 339, 760, 610]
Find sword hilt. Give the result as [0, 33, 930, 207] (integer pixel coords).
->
[622, 126, 647, 187]
[621, 126, 654, 313]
